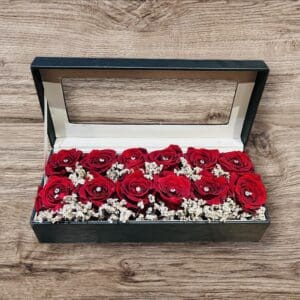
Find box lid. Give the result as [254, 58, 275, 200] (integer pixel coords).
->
[31, 57, 268, 153]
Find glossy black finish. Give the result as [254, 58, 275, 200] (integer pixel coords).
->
[241, 69, 269, 145]
[31, 57, 269, 70]
[31, 216, 270, 243]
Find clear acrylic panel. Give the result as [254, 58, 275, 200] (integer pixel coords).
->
[62, 77, 237, 125]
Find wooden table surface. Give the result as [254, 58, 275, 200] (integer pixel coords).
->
[0, 1, 299, 299]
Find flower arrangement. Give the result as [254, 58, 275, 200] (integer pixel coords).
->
[34, 145, 267, 223]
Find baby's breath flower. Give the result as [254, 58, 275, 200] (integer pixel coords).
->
[174, 157, 202, 181]
[106, 163, 130, 182]
[143, 162, 163, 180]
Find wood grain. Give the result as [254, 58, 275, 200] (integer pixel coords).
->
[0, 0, 299, 299]
[63, 78, 235, 124]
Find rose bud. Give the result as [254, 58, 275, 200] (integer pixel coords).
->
[148, 144, 183, 170]
[116, 170, 153, 210]
[235, 173, 267, 213]
[81, 149, 117, 175]
[78, 175, 115, 207]
[155, 172, 192, 210]
[118, 147, 148, 169]
[219, 151, 254, 173]
[45, 148, 83, 177]
[35, 177, 74, 212]
[193, 175, 229, 205]
[185, 147, 219, 170]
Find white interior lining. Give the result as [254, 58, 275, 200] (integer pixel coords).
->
[53, 137, 243, 153]
[43, 79, 255, 153]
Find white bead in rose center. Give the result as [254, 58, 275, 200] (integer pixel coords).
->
[63, 159, 69, 163]
[200, 159, 205, 164]
[135, 186, 141, 192]
[169, 188, 176, 193]
[203, 186, 210, 192]
[131, 156, 136, 160]
[99, 158, 105, 163]
[96, 186, 102, 192]
[162, 156, 169, 161]
[54, 188, 60, 194]
[233, 159, 239, 164]
[244, 190, 252, 197]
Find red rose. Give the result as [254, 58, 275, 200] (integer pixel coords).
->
[235, 173, 267, 213]
[78, 175, 115, 207]
[155, 172, 192, 210]
[118, 147, 147, 169]
[193, 175, 229, 205]
[219, 151, 254, 173]
[185, 147, 219, 170]
[148, 145, 183, 170]
[116, 170, 153, 210]
[81, 149, 117, 174]
[35, 177, 74, 212]
[45, 149, 83, 176]
[34, 186, 44, 212]
[228, 172, 239, 198]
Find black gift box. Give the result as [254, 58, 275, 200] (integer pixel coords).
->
[30, 57, 270, 242]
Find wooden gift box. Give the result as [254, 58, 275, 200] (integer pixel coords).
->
[30, 57, 270, 243]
